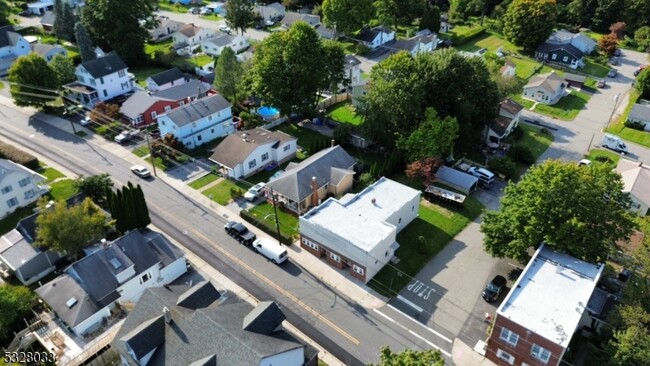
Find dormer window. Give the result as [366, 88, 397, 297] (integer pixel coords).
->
[118, 70, 126, 77]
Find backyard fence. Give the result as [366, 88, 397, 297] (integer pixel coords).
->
[260, 116, 288, 129]
[316, 93, 350, 110]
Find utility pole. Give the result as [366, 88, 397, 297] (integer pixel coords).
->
[604, 93, 620, 132]
[145, 132, 158, 177]
[270, 187, 282, 245]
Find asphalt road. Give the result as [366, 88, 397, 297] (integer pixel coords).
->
[0, 107, 439, 365]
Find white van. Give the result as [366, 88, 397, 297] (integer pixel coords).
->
[253, 238, 288, 264]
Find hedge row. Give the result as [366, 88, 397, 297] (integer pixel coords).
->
[0, 141, 39, 170]
[240, 209, 294, 245]
[448, 26, 487, 46]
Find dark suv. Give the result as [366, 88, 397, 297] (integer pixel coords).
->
[482, 275, 507, 302]
[224, 221, 256, 245]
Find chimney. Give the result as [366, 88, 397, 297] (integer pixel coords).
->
[639, 162, 643, 167]
[331, 139, 335, 147]
[101, 238, 108, 248]
[371, 198, 376, 205]
[310, 176, 319, 207]
[163, 307, 172, 324]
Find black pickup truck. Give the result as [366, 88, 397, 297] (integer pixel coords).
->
[224, 221, 256, 245]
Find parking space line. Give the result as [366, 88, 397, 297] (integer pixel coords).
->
[386, 304, 453, 344]
[373, 308, 452, 357]
[396, 294, 424, 313]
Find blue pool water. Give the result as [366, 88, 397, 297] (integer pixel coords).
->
[258, 106, 280, 119]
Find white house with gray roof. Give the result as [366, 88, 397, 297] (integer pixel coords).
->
[35, 229, 187, 337]
[355, 26, 395, 50]
[390, 33, 437, 56]
[254, 2, 285, 22]
[149, 15, 185, 42]
[522, 71, 567, 105]
[209, 128, 297, 179]
[157, 94, 234, 149]
[0, 159, 48, 219]
[547, 29, 598, 54]
[281, 12, 321, 29]
[30, 43, 67, 63]
[200, 34, 249, 57]
[145, 67, 187, 92]
[112, 281, 315, 366]
[63, 52, 135, 107]
[299, 177, 420, 283]
[615, 158, 650, 216]
[627, 103, 650, 131]
[0, 26, 30, 76]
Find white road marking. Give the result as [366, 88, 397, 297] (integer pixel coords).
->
[373, 308, 452, 357]
[386, 303, 454, 344]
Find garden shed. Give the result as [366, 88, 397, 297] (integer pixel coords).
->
[435, 166, 478, 194]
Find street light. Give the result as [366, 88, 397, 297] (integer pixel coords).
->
[604, 93, 620, 132]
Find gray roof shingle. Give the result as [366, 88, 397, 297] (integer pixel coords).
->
[242, 301, 285, 335]
[121, 315, 166, 360]
[80, 53, 128, 79]
[356, 26, 392, 43]
[203, 34, 233, 47]
[266, 145, 356, 202]
[535, 42, 585, 59]
[120, 91, 159, 119]
[0, 26, 23, 48]
[209, 128, 296, 168]
[35, 274, 101, 328]
[176, 280, 221, 309]
[40, 11, 55, 26]
[148, 67, 185, 87]
[629, 104, 650, 122]
[160, 94, 230, 127]
[152, 79, 209, 102]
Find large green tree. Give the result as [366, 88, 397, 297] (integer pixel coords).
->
[480, 160, 636, 262]
[369, 346, 444, 366]
[215, 47, 243, 103]
[225, 0, 254, 35]
[322, 0, 374, 35]
[635, 68, 650, 98]
[50, 54, 76, 86]
[251, 22, 342, 116]
[397, 108, 458, 162]
[53, 0, 76, 42]
[0, 0, 10, 26]
[420, 5, 441, 32]
[623, 0, 650, 32]
[35, 197, 106, 256]
[73, 173, 114, 206]
[375, 0, 426, 27]
[320, 40, 346, 93]
[8, 54, 59, 107]
[74, 22, 96, 62]
[503, 0, 557, 52]
[81, 0, 155, 66]
[0, 284, 35, 339]
[107, 182, 151, 233]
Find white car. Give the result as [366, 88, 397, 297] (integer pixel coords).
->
[219, 25, 231, 33]
[244, 183, 266, 201]
[80, 116, 91, 126]
[578, 159, 592, 167]
[130, 165, 151, 178]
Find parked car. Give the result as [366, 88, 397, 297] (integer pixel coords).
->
[253, 237, 288, 264]
[265, 20, 275, 26]
[80, 116, 91, 126]
[597, 80, 606, 88]
[200, 7, 212, 15]
[468, 166, 495, 187]
[188, 7, 200, 14]
[130, 165, 151, 178]
[224, 221, 256, 245]
[244, 183, 266, 202]
[114, 131, 130, 144]
[482, 275, 507, 302]
[219, 25, 231, 33]
[613, 48, 622, 57]
[607, 69, 617, 78]
[578, 159, 592, 166]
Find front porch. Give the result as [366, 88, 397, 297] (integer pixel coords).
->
[63, 82, 99, 108]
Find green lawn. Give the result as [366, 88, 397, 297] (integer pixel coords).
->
[202, 179, 249, 205]
[455, 32, 518, 53]
[508, 55, 549, 79]
[606, 90, 650, 148]
[145, 39, 173, 55]
[39, 167, 65, 183]
[132, 146, 150, 158]
[131, 67, 167, 87]
[369, 197, 484, 296]
[48, 179, 78, 200]
[246, 201, 300, 239]
[276, 124, 327, 157]
[0, 204, 36, 235]
[188, 173, 220, 190]
[157, 0, 208, 13]
[585, 149, 621, 168]
[581, 58, 610, 78]
[339, 41, 356, 55]
[327, 101, 363, 126]
[533, 91, 590, 121]
[516, 124, 555, 161]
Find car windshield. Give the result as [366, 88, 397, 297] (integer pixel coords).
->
[486, 283, 499, 292]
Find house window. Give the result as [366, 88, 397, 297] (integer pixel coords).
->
[1, 185, 13, 194]
[211, 129, 214, 133]
[179, 101, 185, 106]
[329, 252, 340, 262]
[192, 122, 197, 128]
[139, 272, 152, 284]
[164, 105, 172, 112]
[496, 349, 515, 365]
[208, 115, 213, 121]
[161, 120, 166, 126]
[248, 159, 257, 169]
[283, 144, 291, 152]
[563, 56, 569, 62]
[24, 190, 35, 200]
[100, 77, 104, 85]
[121, 82, 129, 90]
[18, 178, 30, 187]
[499, 327, 519, 347]
[398, 218, 402, 224]
[551, 54, 557, 60]
[197, 135, 202, 141]
[103, 90, 108, 97]
[302, 238, 319, 251]
[118, 70, 126, 77]
[352, 264, 364, 276]
[136, 115, 144, 123]
[151, 111, 157, 119]
[531, 344, 551, 363]
[412, 205, 415, 211]
[90, 78, 96, 86]
[6, 197, 18, 208]
[261, 153, 269, 161]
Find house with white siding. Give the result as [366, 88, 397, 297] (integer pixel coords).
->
[200, 34, 249, 57]
[0, 159, 48, 219]
[171, 24, 216, 55]
[0, 26, 30, 76]
[63, 53, 135, 107]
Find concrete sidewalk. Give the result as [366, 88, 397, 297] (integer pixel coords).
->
[21, 107, 498, 366]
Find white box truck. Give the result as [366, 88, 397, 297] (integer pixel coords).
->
[601, 134, 628, 154]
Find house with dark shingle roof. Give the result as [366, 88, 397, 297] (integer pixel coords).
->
[547, 29, 597, 54]
[112, 281, 316, 366]
[63, 52, 135, 107]
[355, 26, 395, 49]
[0, 26, 30, 76]
[535, 42, 586, 69]
[30, 43, 67, 63]
[265, 145, 356, 215]
[628, 103, 650, 131]
[485, 99, 524, 144]
[35, 229, 187, 337]
[522, 71, 566, 105]
[145, 67, 187, 92]
[40, 11, 55, 33]
[209, 128, 297, 179]
[157, 94, 234, 149]
[281, 12, 321, 29]
[390, 33, 437, 56]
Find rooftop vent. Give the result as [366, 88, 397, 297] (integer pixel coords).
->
[163, 306, 172, 324]
[110, 258, 122, 270]
[66, 297, 78, 308]
[371, 198, 376, 204]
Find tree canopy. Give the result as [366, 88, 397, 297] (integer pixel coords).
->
[8, 54, 60, 107]
[0, 284, 35, 339]
[225, 0, 254, 35]
[215, 47, 244, 103]
[397, 108, 458, 162]
[375, 0, 426, 27]
[635, 68, 650, 98]
[107, 182, 151, 233]
[503, 0, 557, 52]
[50, 54, 76, 86]
[74, 22, 96, 63]
[53, 0, 76, 42]
[420, 5, 441, 33]
[251, 22, 343, 116]
[322, 0, 374, 34]
[599, 33, 619, 56]
[480, 160, 636, 262]
[0, 0, 10, 26]
[369, 346, 445, 366]
[81, 0, 155, 66]
[35, 197, 106, 256]
[73, 173, 114, 206]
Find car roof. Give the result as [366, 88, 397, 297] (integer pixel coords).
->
[131, 165, 146, 170]
[492, 275, 507, 285]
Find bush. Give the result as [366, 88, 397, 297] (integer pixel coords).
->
[510, 126, 524, 140]
[488, 156, 517, 179]
[624, 120, 646, 131]
[507, 145, 535, 164]
[595, 155, 612, 163]
[240, 209, 294, 245]
[0, 141, 39, 170]
[229, 187, 243, 199]
[354, 43, 370, 56]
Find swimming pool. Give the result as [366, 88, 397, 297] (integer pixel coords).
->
[257, 106, 280, 120]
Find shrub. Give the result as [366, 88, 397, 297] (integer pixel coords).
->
[510, 126, 524, 140]
[354, 43, 370, 56]
[0, 141, 39, 170]
[229, 187, 243, 199]
[240, 209, 294, 245]
[624, 120, 646, 131]
[595, 155, 612, 163]
[507, 145, 535, 164]
[488, 156, 517, 179]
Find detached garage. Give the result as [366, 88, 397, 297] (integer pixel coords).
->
[435, 166, 478, 195]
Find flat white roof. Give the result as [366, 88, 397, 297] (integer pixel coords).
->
[498, 245, 603, 347]
[344, 177, 420, 222]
